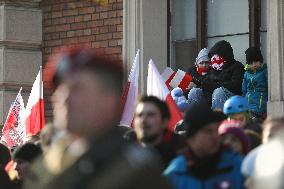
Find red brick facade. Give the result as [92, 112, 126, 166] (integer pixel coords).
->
[41, 0, 123, 63]
[41, 0, 123, 121]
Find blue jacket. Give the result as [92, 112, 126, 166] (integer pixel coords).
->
[242, 64, 268, 114]
[164, 150, 245, 189]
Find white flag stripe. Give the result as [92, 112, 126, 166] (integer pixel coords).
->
[120, 50, 140, 126]
[147, 59, 169, 100]
[25, 68, 43, 118]
[169, 69, 186, 88]
[128, 49, 140, 85]
[161, 67, 174, 81]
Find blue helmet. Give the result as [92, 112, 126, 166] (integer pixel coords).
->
[223, 95, 249, 115]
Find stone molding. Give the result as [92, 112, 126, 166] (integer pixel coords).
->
[0, 0, 41, 8]
[123, 0, 167, 93]
[267, 0, 284, 116]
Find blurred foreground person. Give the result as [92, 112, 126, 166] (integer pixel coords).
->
[252, 132, 284, 189]
[24, 47, 172, 189]
[164, 101, 245, 189]
[241, 117, 284, 189]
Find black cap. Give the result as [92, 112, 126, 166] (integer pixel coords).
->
[184, 101, 226, 137]
[245, 47, 263, 64]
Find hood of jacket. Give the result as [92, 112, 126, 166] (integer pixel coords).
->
[209, 40, 235, 63]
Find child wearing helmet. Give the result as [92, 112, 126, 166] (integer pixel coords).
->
[242, 47, 268, 121]
[223, 95, 262, 134]
[223, 95, 251, 127]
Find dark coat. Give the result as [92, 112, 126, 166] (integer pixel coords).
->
[200, 40, 245, 95]
[154, 130, 186, 168]
[24, 127, 172, 189]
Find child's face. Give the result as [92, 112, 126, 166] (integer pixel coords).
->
[196, 61, 210, 75]
[197, 61, 210, 69]
[228, 113, 247, 127]
[248, 61, 262, 71]
[221, 134, 243, 154]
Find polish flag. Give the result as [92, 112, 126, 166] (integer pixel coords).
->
[147, 60, 182, 131]
[169, 69, 192, 91]
[1, 88, 26, 147]
[120, 50, 140, 127]
[25, 67, 45, 136]
[161, 67, 176, 89]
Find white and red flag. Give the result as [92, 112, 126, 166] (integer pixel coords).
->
[161, 67, 176, 89]
[147, 60, 182, 131]
[25, 67, 45, 136]
[120, 50, 140, 127]
[169, 69, 192, 91]
[2, 88, 26, 147]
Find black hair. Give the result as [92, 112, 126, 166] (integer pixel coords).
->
[138, 95, 170, 120]
[245, 47, 263, 64]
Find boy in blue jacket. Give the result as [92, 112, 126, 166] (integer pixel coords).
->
[242, 47, 268, 121]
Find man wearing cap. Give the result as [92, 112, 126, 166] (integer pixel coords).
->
[164, 101, 245, 189]
[24, 47, 172, 189]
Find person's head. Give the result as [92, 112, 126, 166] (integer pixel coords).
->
[245, 47, 263, 72]
[218, 120, 250, 155]
[209, 40, 235, 71]
[262, 117, 284, 144]
[223, 95, 250, 127]
[184, 101, 226, 158]
[195, 48, 210, 75]
[253, 134, 284, 189]
[45, 47, 124, 141]
[12, 143, 42, 180]
[134, 96, 170, 146]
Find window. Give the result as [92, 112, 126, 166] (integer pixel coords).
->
[169, 0, 267, 69]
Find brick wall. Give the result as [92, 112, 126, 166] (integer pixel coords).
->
[41, 0, 123, 121]
[41, 0, 123, 62]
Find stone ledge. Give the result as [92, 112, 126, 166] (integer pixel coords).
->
[0, 82, 32, 91]
[0, 40, 41, 50]
[0, 0, 41, 8]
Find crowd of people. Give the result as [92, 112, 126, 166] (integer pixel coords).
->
[0, 40, 283, 189]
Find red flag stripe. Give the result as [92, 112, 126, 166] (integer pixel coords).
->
[165, 72, 176, 89]
[26, 99, 45, 135]
[178, 73, 192, 91]
[165, 95, 183, 131]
